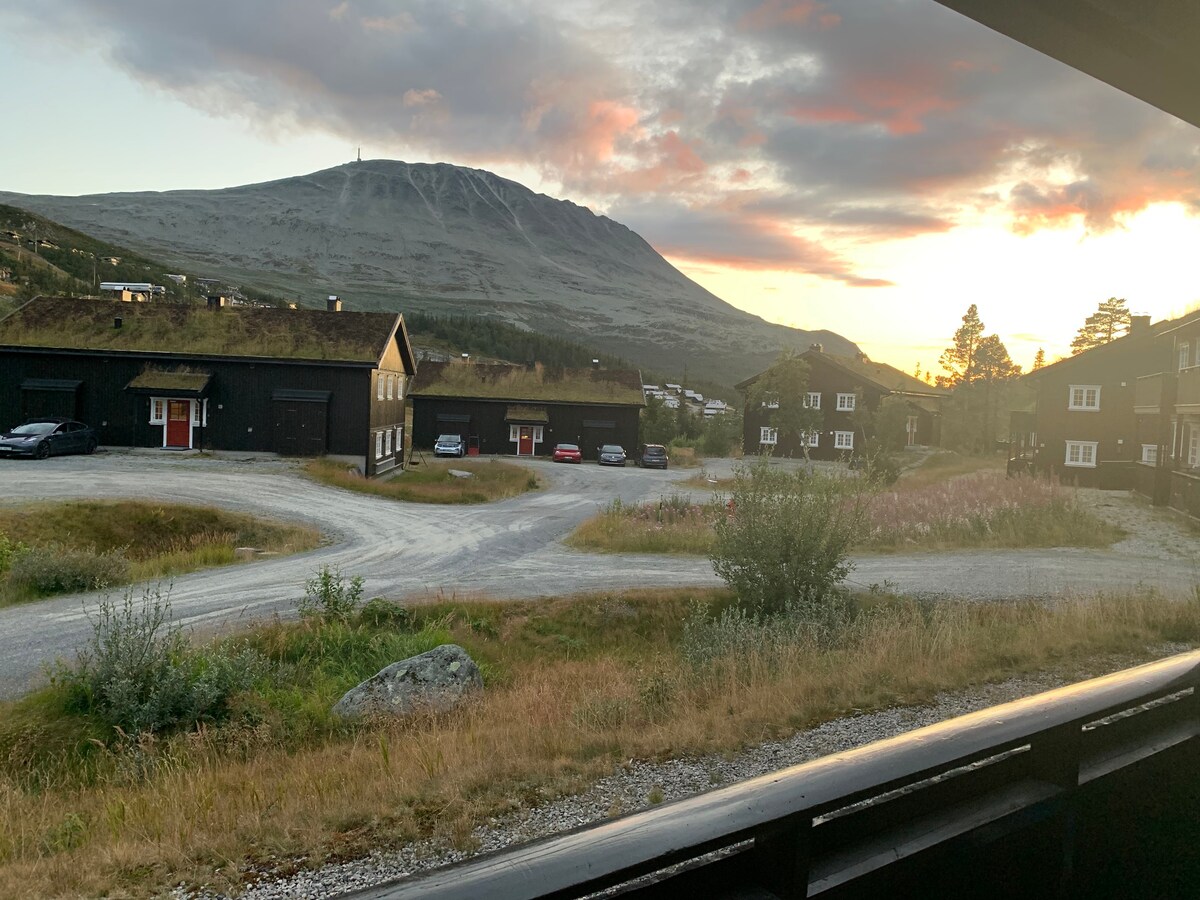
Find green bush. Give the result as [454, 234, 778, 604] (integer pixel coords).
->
[300, 565, 364, 623]
[0, 532, 27, 574]
[710, 460, 869, 618]
[55, 588, 262, 735]
[357, 597, 413, 629]
[8, 544, 130, 596]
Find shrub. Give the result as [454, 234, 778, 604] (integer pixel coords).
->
[300, 565, 364, 623]
[357, 597, 413, 629]
[0, 532, 26, 574]
[56, 588, 263, 735]
[710, 461, 870, 618]
[8, 544, 130, 596]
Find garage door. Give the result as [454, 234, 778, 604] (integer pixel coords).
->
[20, 379, 81, 421]
[272, 390, 330, 456]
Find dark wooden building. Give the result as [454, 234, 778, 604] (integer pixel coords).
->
[411, 361, 644, 460]
[0, 296, 415, 476]
[738, 347, 946, 460]
[1017, 315, 1168, 489]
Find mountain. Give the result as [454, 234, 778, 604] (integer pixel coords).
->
[0, 160, 855, 379]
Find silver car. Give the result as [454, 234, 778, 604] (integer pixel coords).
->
[433, 433, 466, 457]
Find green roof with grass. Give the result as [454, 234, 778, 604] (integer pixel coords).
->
[0, 296, 405, 363]
[412, 361, 645, 406]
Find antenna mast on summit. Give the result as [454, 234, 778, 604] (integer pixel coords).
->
[356, 147, 361, 162]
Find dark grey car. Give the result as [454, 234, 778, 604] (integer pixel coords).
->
[0, 419, 98, 459]
[598, 444, 627, 466]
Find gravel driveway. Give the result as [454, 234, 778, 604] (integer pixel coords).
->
[1, 452, 1198, 699]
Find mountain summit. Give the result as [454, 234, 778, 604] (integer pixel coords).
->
[0, 160, 854, 378]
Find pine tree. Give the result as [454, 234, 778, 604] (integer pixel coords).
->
[1032, 348, 1045, 371]
[937, 304, 985, 388]
[1070, 297, 1131, 354]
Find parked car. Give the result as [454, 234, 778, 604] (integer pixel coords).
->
[552, 442, 583, 463]
[433, 433, 466, 457]
[636, 443, 669, 469]
[0, 418, 98, 459]
[597, 444, 627, 467]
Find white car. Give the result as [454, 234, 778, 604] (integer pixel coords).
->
[433, 433, 466, 457]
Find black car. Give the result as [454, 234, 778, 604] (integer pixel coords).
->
[597, 444, 627, 466]
[636, 444, 669, 469]
[0, 418, 98, 459]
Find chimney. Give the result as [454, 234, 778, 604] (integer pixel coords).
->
[206, 294, 227, 310]
[1130, 314, 1150, 336]
[327, 294, 342, 312]
[809, 343, 823, 353]
[114, 316, 122, 330]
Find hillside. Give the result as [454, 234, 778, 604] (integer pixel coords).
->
[0, 160, 855, 380]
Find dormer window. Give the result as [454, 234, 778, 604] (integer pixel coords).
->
[1068, 385, 1100, 411]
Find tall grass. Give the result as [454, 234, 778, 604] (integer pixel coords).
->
[0, 587, 1196, 897]
[306, 458, 539, 504]
[0, 502, 320, 605]
[566, 495, 724, 554]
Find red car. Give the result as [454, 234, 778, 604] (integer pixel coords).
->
[552, 442, 583, 463]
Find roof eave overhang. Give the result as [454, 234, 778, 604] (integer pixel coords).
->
[0, 344, 377, 368]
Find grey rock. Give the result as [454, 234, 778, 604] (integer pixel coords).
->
[447, 469, 474, 479]
[331, 644, 482, 720]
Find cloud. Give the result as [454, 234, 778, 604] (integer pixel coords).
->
[5, 0, 1200, 285]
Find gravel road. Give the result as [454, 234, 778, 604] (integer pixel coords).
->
[1, 452, 1198, 700]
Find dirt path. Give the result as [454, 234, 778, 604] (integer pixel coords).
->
[0, 454, 1197, 699]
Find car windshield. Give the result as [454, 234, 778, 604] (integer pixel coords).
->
[10, 422, 55, 435]
[436, 434, 461, 442]
[600, 445, 623, 453]
[556, 444, 579, 451]
[644, 447, 666, 455]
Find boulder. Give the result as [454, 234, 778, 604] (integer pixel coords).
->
[331, 644, 483, 720]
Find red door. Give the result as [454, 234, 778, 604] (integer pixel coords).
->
[518, 426, 533, 455]
[166, 400, 191, 448]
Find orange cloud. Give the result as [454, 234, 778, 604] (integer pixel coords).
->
[740, 0, 841, 31]
[577, 99, 641, 163]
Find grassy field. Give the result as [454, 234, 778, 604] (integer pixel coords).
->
[0, 501, 320, 606]
[306, 458, 539, 504]
[571, 457, 1121, 555]
[0, 585, 1196, 898]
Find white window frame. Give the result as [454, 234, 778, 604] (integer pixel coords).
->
[1190, 426, 1200, 469]
[149, 398, 165, 425]
[376, 374, 385, 401]
[191, 401, 202, 427]
[1141, 444, 1158, 465]
[395, 426, 404, 458]
[384, 428, 392, 456]
[836, 393, 856, 411]
[386, 374, 394, 400]
[1181, 343, 1192, 371]
[806, 431, 820, 448]
[1068, 384, 1101, 411]
[834, 430, 854, 450]
[375, 431, 385, 459]
[1065, 440, 1098, 468]
[804, 392, 821, 409]
[509, 424, 520, 442]
[760, 426, 778, 445]
[762, 398, 780, 409]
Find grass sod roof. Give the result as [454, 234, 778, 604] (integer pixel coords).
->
[125, 369, 212, 393]
[412, 361, 645, 406]
[816, 351, 947, 396]
[0, 296, 403, 363]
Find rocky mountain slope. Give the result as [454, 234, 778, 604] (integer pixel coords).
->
[0, 160, 854, 379]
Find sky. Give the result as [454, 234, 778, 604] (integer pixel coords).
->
[4, 0, 1200, 375]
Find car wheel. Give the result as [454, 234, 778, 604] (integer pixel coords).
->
[85, 439, 97, 455]
[35, 441, 50, 460]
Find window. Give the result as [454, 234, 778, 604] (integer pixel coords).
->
[375, 431, 384, 459]
[804, 392, 821, 409]
[149, 398, 165, 424]
[1181, 343, 1192, 371]
[1068, 385, 1101, 410]
[395, 426, 403, 456]
[836, 393, 855, 411]
[834, 431, 854, 450]
[760, 427, 778, 445]
[1141, 444, 1158, 465]
[509, 424, 520, 441]
[533, 426, 544, 442]
[761, 396, 779, 409]
[376, 374, 385, 400]
[384, 429, 392, 456]
[1065, 440, 1098, 467]
[191, 400, 201, 427]
[1191, 427, 1200, 469]
[386, 374, 394, 400]
[806, 431, 820, 447]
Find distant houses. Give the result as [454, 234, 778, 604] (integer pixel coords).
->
[739, 346, 946, 460]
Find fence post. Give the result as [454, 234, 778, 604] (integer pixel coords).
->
[750, 812, 811, 898]
[1028, 723, 1082, 897]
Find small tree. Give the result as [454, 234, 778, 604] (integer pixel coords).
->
[937, 304, 985, 388]
[744, 351, 823, 455]
[1032, 348, 1045, 371]
[1071, 297, 1131, 354]
[710, 461, 870, 618]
